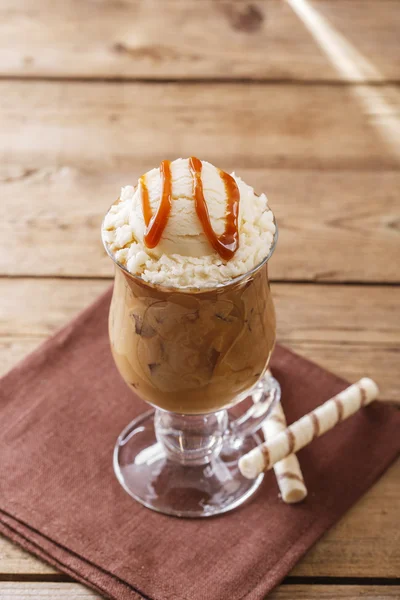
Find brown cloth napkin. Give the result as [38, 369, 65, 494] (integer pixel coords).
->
[0, 288, 399, 600]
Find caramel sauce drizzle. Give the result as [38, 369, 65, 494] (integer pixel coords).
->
[190, 157, 240, 261]
[140, 160, 173, 249]
[140, 157, 240, 260]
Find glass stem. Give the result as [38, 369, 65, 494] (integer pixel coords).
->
[154, 409, 229, 466]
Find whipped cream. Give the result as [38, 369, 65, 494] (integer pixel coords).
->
[102, 158, 275, 288]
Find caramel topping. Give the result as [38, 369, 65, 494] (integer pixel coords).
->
[140, 157, 240, 260]
[139, 174, 151, 226]
[189, 156, 240, 260]
[140, 160, 172, 249]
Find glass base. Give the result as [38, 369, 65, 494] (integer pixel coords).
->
[114, 410, 264, 518]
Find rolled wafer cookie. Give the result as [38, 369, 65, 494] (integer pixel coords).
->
[239, 378, 379, 479]
[263, 402, 307, 503]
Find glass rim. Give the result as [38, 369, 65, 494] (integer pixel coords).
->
[101, 214, 278, 293]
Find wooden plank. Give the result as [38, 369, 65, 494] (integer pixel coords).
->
[1, 335, 397, 406]
[4, 167, 400, 282]
[286, 341, 399, 406]
[2, 167, 399, 284]
[2, 162, 400, 283]
[272, 587, 400, 600]
[0, 536, 56, 576]
[0, 1, 398, 81]
[1, 583, 400, 600]
[0, 582, 100, 599]
[1, 79, 399, 281]
[0, 280, 108, 338]
[273, 283, 399, 345]
[0, 280, 398, 401]
[316, 0, 400, 81]
[291, 460, 400, 577]
[271, 587, 400, 600]
[0, 279, 398, 345]
[292, 337, 399, 401]
[2, 81, 399, 172]
[0, 339, 41, 379]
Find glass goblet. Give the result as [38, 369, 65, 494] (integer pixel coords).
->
[103, 227, 280, 517]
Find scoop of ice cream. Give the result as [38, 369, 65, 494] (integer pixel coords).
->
[102, 157, 276, 288]
[131, 158, 232, 258]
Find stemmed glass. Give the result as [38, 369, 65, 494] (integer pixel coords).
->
[103, 225, 280, 517]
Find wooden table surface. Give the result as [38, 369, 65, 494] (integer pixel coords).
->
[0, 1, 399, 598]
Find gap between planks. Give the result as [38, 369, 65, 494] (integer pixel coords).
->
[0, 573, 399, 586]
[0, 76, 399, 86]
[0, 275, 399, 287]
[0, 582, 400, 600]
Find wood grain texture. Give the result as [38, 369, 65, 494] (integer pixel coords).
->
[291, 460, 400, 577]
[315, 0, 400, 81]
[0, 536, 56, 575]
[1, 582, 400, 600]
[0, 1, 399, 81]
[0, 582, 100, 599]
[0, 336, 397, 404]
[270, 587, 399, 600]
[2, 81, 399, 172]
[1, 169, 399, 281]
[287, 341, 399, 405]
[0, 279, 398, 399]
[2, 80, 398, 281]
[0, 338, 40, 379]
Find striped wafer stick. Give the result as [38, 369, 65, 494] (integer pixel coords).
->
[239, 378, 379, 479]
[263, 402, 307, 503]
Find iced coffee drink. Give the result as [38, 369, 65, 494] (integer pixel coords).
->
[102, 157, 277, 415]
